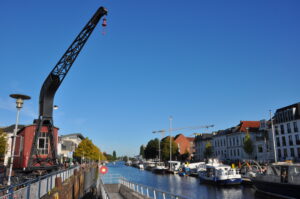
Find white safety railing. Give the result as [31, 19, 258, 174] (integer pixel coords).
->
[0, 166, 79, 199]
[100, 174, 188, 199]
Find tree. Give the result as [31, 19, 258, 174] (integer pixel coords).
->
[180, 149, 190, 162]
[160, 136, 179, 161]
[139, 145, 145, 158]
[0, 128, 7, 159]
[204, 141, 213, 159]
[144, 139, 159, 159]
[243, 133, 254, 159]
[113, 150, 117, 160]
[74, 138, 106, 162]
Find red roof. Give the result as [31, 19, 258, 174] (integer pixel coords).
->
[238, 121, 260, 132]
[186, 137, 195, 142]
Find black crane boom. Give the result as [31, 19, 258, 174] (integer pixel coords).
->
[28, 6, 107, 171]
[39, 6, 107, 121]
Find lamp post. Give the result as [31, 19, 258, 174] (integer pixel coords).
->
[169, 116, 173, 163]
[270, 110, 277, 163]
[8, 94, 30, 186]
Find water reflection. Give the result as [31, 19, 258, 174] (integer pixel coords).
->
[106, 162, 257, 199]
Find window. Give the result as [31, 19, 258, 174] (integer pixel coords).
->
[287, 123, 291, 133]
[282, 137, 286, 146]
[298, 148, 300, 157]
[280, 125, 285, 134]
[294, 122, 298, 132]
[276, 137, 281, 147]
[278, 149, 281, 158]
[289, 135, 293, 146]
[275, 126, 279, 135]
[233, 138, 235, 146]
[258, 145, 263, 153]
[284, 148, 288, 157]
[38, 132, 49, 155]
[237, 138, 239, 146]
[290, 148, 295, 157]
[295, 135, 300, 145]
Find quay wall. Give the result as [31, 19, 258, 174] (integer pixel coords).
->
[42, 164, 98, 199]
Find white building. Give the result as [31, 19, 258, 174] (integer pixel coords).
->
[58, 133, 85, 160]
[273, 102, 300, 162]
[0, 124, 25, 166]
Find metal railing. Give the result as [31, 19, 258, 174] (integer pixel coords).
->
[0, 166, 79, 199]
[100, 174, 188, 199]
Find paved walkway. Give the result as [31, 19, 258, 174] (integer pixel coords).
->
[108, 193, 124, 199]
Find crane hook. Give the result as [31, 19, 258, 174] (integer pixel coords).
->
[102, 18, 107, 35]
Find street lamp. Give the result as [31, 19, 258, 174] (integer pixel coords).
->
[8, 94, 30, 186]
[169, 116, 173, 163]
[269, 110, 277, 163]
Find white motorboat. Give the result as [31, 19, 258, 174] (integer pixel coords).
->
[198, 159, 242, 185]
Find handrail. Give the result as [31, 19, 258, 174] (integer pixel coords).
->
[1, 165, 79, 192]
[120, 178, 188, 199]
[100, 174, 188, 199]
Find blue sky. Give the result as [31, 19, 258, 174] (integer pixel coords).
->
[0, 0, 299, 156]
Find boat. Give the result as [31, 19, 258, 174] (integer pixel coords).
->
[152, 162, 168, 174]
[144, 161, 156, 171]
[178, 162, 206, 177]
[240, 161, 262, 185]
[138, 163, 144, 170]
[198, 159, 242, 185]
[125, 160, 132, 166]
[167, 161, 181, 174]
[252, 162, 300, 199]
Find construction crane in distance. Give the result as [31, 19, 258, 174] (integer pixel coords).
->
[152, 124, 214, 163]
[152, 124, 214, 135]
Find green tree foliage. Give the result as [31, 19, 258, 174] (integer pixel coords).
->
[113, 150, 117, 160]
[0, 128, 7, 158]
[180, 149, 190, 162]
[161, 137, 178, 161]
[74, 138, 106, 161]
[144, 139, 159, 159]
[204, 141, 213, 159]
[139, 145, 145, 158]
[243, 133, 253, 158]
[103, 152, 114, 161]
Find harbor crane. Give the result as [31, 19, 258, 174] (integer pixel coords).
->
[27, 7, 108, 171]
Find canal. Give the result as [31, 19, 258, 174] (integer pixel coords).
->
[106, 162, 261, 199]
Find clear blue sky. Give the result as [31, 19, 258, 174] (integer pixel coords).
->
[0, 0, 299, 156]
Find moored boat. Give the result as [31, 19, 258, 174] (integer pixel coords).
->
[152, 162, 168, 174]
[252, 162, 300, 199]
[198, 159, 242, 185]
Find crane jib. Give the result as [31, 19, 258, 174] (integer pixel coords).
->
[27, 6, 107, 171]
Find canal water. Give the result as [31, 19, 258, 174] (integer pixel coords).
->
[106, 162, 261, 199]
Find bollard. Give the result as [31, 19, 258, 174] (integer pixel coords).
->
[55, 177, 62, 189]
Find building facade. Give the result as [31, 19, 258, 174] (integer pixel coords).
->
[273, 102, 300, 162]
[194, 133, 213, 161]
[58, 133, 85, 160]
[173, 134, 194, 155]
[0, 124, 25, 166]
